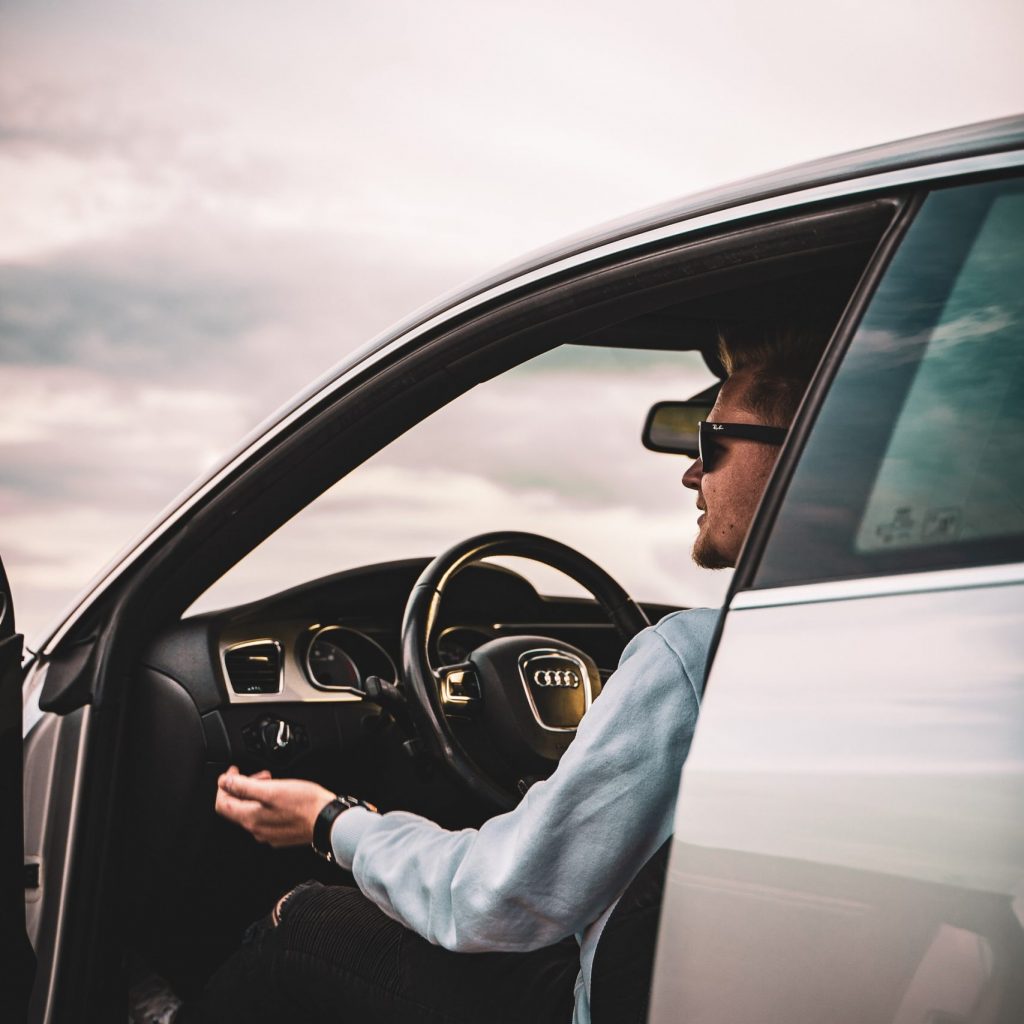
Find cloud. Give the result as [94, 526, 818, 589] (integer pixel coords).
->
[192, 460, 732, 621]
[4, 0, 1024, 645]
[0, 258, 272, 373]
[0, 364, 252, 499]
[2, 336, 728, 644]
[365, 346, 715, 509]
[190, 343, 730, 621]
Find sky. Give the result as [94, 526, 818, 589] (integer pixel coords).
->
[2, 0, 1023, 643]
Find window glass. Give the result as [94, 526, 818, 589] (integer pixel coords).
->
[191, 344, 726, 615]
[754, 177, 1024, 589]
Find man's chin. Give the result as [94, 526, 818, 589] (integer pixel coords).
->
[691, 534, 735, 570]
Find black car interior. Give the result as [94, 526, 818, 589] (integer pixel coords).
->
[101, 196, 903, 999]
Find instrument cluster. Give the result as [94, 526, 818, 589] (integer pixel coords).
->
[303, 625, 397, 693]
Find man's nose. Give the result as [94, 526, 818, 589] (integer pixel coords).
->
[682, 458, 702, 491]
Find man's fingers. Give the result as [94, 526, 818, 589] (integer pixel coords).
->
[215, 788, 262, 828]
[219, 772, 275, 803]
[214, 774, 325, 849]
[217, 766, 270, 792]
[215, 768, 287, 847]
[214, 787, 248, 821]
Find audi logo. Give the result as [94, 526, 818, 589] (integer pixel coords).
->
[533, 668, 580, 689]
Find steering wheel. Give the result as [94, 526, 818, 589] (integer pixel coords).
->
[400, 531, 650, 809]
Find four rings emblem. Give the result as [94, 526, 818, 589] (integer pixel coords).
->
[532, 668, 581, 688]
[517, 649, 592, 730]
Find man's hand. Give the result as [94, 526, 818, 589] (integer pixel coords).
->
[215, 766, 336, 847]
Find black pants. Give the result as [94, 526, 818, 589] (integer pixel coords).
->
[184, 881, 580, 1024]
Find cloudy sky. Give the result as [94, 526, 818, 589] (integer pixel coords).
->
[3, 0, 1023, 643]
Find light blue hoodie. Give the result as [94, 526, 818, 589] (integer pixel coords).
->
[331, 607, 718, 1024]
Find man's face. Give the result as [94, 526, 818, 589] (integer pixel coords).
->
[682, 372, 783, 569]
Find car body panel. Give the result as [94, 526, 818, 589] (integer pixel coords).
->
[22, 707, 88, 1024]
[650, 573, 1024, 1023]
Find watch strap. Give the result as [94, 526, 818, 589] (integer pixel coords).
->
[312, 795, 377, 862]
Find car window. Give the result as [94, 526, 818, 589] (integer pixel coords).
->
[754, 175, 1024, 588]
[190, 344, 725, 614]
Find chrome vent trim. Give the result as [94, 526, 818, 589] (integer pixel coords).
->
[223, 639, 283, 695]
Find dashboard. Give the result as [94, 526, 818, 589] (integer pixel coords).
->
[138, 557, 677, 773]
[123, 554, 679, 948]
[221, 620, 518, 703]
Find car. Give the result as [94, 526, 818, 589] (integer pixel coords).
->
[7, 113, 1024, 1023]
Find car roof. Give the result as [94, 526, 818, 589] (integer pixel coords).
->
[453, 114, 1024, 306]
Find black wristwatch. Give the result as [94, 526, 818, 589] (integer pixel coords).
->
[311, 795, 378, 863]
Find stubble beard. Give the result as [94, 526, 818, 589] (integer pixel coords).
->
[691, 522, 735, 570]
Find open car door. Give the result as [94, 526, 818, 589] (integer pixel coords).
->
[0, 556, 35, 1020]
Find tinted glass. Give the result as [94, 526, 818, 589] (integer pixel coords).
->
[755, 177, 1024, 588]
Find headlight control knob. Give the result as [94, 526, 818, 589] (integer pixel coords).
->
[242, 715, 309, 762]
[261, 717, 292, 751]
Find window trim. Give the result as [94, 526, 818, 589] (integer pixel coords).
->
[731, 559, 1024, 610]
[726, 191, 924, 599]
[41, 199, 893, 657]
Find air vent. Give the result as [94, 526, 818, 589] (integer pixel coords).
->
[224, 640, 282, 695]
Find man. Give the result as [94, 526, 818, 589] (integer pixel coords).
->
[189, 324, 825, 1024]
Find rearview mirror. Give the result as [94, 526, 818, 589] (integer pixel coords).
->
[642, 400, 714, 456]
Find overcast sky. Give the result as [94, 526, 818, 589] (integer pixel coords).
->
[3, 0, 1023, 643]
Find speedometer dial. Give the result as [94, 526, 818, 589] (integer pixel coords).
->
[307, 629, 361, 690]
[303, 625, 398, 692]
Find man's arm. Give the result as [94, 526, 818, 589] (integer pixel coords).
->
[330, 609, 716, 953]
[215, 609, 716, 952]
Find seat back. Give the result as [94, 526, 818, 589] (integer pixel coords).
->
[590, 838, 671, 1024]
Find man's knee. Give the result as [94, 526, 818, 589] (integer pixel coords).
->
[269, 878, 323, 927]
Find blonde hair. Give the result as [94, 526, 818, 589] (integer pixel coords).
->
[717, 321, 831, 426]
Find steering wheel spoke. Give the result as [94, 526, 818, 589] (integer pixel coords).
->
[436, 662, 482, 709]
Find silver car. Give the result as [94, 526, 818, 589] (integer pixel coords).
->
[8, 114, 1024, 1023]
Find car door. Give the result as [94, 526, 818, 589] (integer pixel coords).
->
[1, 556, 36, 1020]
[22, 176, 905, 1021]
[650, 173, 1024, 1022]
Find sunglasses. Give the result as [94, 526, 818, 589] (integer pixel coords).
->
[697, 421, 788, 473]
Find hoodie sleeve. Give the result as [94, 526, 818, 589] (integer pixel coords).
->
[331, 608, 717, 953]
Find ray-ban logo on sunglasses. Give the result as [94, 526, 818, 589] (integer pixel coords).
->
[698, 420, 788, 472]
